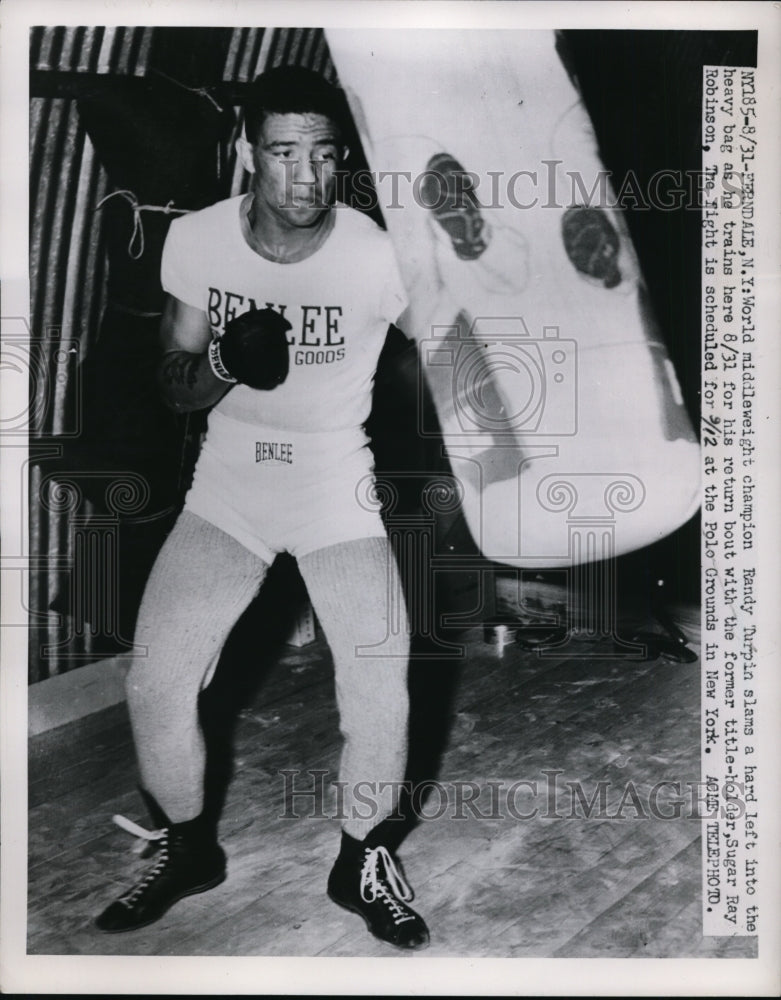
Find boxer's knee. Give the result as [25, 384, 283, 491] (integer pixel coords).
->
[125, 660, 163, 723]
[125, 657, 195, 730]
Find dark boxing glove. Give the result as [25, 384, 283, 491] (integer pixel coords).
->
[208, 307, 291, 390]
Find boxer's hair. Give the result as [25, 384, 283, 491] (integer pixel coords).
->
[243, 66, 347, 144]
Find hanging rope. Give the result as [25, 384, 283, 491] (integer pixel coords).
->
[95, 189, 191, 260]
[149, 67, 225, 113]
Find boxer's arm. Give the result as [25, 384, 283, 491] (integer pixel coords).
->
[157, 294, 233, 413]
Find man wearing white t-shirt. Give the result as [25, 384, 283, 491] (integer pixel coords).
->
[95, 67, 429, 950]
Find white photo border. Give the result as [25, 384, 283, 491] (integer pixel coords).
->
[2, 1, 779, 995]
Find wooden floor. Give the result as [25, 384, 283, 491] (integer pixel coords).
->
[27, 575, 756, 959]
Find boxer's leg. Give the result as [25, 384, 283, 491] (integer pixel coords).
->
[127, 511, 270, 821]
[96, 511, 269, 933]
[298, 535, 409, 838]
[298, 536, 429, 950]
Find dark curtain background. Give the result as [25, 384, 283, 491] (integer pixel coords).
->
[28, 27, 338, 682]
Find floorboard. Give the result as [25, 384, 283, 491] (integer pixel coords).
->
[26, 581, 757, 959]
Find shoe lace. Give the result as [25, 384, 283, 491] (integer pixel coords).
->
[112, 813, 165, 855]
[120, 831, 171, 907]
[359, 846, 416, 925]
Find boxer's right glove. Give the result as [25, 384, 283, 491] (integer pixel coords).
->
[208, 307, 291, 390]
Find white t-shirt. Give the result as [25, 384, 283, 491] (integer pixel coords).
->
[161, 196, 407, 434]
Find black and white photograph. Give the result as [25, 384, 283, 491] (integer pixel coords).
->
[1, 1, 779, 995]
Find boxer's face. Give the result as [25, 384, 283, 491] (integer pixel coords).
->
[239, 112, 346, 229]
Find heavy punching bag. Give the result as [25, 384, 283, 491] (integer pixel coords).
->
[327, 29, 700, 569]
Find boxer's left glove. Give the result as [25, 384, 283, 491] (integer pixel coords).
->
[208, 307, 291, 390]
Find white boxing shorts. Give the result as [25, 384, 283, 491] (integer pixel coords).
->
[183, 410, 386, 564]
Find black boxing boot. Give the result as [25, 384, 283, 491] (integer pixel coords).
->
[95, 813, 226, 933]
[327, 830, 430, 950]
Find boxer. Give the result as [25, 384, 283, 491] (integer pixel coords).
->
[95, 66, 429, 951]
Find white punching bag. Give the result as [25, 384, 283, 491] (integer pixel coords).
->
[328, 29, 700, 568]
